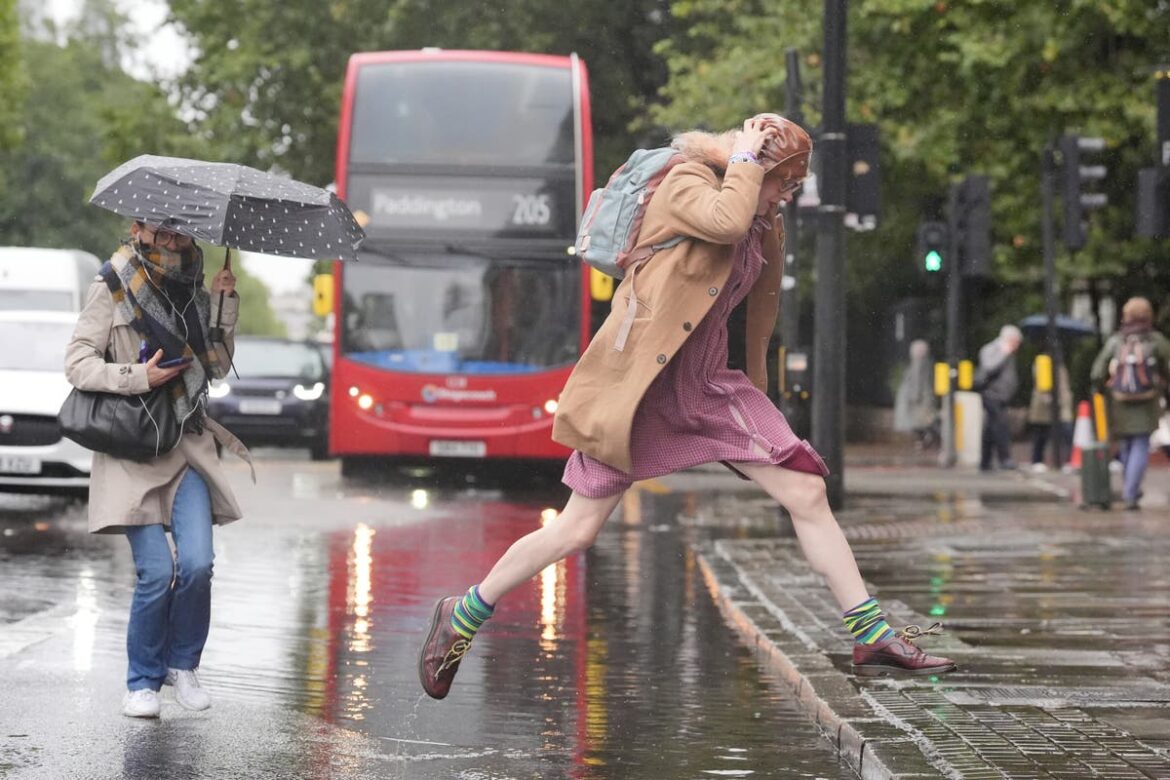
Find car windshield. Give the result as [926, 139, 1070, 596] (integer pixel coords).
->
[0, 320, 75, 371]
[233, 340, 327, 381]
[340, 251, 580, 375]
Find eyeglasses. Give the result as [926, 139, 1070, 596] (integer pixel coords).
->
[145, 226, 192, 246]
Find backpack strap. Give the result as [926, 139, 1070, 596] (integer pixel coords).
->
[613, 236, 688, 352]
[613, 259, 645, 353]
[627, 235, 686, 265]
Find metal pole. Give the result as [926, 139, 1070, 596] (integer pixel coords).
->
[1042, 145, 1065, 468]
[780, 48, 803, 357]
[942, 183, 962, 468]
[780, 48, 804, 433]
[1157, 68, 1170, 163]
[812, 0, 848, 508]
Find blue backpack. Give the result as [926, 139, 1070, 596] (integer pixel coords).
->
[575, 148, 686, 279]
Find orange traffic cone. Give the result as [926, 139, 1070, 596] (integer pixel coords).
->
[1068, 400, 1094, 471]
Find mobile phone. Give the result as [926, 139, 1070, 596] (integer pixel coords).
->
[159, 356, 194, 368]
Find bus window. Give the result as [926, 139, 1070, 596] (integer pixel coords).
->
[349, 62, 575, 168]
[341, 252, 579, 375]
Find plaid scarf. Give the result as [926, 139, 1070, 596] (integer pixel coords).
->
[101, 241, 220, 432]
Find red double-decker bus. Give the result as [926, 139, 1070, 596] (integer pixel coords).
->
[330, 49, 593, 474]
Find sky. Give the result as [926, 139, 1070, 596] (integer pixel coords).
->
[47, 0, 314, 295]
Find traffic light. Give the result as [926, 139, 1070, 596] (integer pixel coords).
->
[1137, 167, 1170, 239]
[917, 221, 948, 274]
[955, 176, 991, 277]
[1059, 134, 1108, 250]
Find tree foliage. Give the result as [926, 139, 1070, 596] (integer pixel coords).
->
[167, 0, 672, 186]
[0, 0, 26, 157]
[0, 0, 284, 338]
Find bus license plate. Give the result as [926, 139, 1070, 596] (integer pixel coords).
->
[0, 455, 41, 475]
[239, 399, 283, 415]
[429, 440, 486, 458]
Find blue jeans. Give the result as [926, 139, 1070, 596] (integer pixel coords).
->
[1118, 435, 1150, 505]
[124, 468, 214, 691]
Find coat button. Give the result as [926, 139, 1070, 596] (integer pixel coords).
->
[656, 354, 667, 365]
[683, 321, 692, 332]
[708, 286, 718, 296]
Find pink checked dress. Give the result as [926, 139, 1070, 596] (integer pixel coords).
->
[563, 217, 829, 498]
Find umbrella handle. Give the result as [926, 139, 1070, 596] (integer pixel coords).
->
[211, 247, 229, 342]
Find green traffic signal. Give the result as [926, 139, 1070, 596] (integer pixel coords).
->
[916, 220, 949, 276]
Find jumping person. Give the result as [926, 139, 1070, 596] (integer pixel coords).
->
[418, 115, 955, 699]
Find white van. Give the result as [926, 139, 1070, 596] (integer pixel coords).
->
[0, 247, 103, 312]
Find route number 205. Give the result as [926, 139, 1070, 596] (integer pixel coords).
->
[511, 194, 551, 226]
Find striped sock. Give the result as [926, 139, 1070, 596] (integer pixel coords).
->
[842, 597, 894, 645]
[451, 585, 495, 640]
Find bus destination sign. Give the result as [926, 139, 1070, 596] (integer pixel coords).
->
[347, 175, 574, 240]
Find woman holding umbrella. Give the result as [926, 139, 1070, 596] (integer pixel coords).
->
[65, 220, 251, 718]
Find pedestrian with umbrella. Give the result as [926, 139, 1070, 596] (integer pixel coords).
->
[64, 155, 363, 719]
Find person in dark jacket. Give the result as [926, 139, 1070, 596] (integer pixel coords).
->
[977, 325, 1022, 471]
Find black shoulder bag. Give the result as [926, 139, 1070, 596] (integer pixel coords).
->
[58, 358, 181, 463]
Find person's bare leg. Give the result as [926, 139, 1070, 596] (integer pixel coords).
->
[733, 462, 869, 610]
[478, 490, 623, 605]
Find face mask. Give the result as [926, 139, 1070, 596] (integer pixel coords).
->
[135, 237, 191, 270]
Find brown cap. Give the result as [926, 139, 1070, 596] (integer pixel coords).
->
[753, 113, 812, 182]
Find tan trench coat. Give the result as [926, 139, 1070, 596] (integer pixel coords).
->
[553, 161, 782, 473]
[65, 255, 253, 534]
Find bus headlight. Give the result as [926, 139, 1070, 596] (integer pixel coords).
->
[357, 393, 374, 411]
[543, 399, 558, 415]
[208, 382, 231, 399]
[293, 382, 325, 401]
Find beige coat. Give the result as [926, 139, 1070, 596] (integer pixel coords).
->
[553, 160, 783, 473]
[65, 257, 253, 534]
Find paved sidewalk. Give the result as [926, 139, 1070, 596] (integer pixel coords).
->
[688, 467, 1170, 779]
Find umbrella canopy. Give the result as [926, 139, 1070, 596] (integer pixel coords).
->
[1018, 314, 1097, 339]
[90, 155, 365, 261]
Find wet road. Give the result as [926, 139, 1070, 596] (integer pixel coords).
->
[0, 454, 854, 779]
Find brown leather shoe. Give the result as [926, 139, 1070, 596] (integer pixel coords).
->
[852, 624, 957, 677]
[418, 597, 474, 699]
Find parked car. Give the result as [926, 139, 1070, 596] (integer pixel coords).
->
[208, 337, 331, 459]
[0, 311, 92, 495]
[0, 247, 102, 312]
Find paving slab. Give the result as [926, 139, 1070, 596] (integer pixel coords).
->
[691, 485, 1170, 779]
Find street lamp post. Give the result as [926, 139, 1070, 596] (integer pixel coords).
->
[812, 0, 848, 508]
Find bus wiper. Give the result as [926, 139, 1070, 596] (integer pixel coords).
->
[444, 244, 496, 260]
[358, 244, 407, 263]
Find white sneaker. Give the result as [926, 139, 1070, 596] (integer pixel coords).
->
[122, 689, 161, 718]
[1030, 462, 1049, 474]
[166, 668, 211, 711]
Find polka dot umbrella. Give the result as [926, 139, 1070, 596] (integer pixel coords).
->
[90, 154, 366, 262]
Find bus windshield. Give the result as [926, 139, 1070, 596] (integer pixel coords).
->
[349, 61, 575, 168]
[340, 251, 580, 375]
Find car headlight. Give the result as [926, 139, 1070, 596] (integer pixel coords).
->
[293, 382, 326, 401]
[208, 382, 231, 399]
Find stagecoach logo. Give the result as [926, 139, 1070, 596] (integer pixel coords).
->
[421, 385, 497, 404]
[372, 191, 484, 223]
[0, 415, 12, 434]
